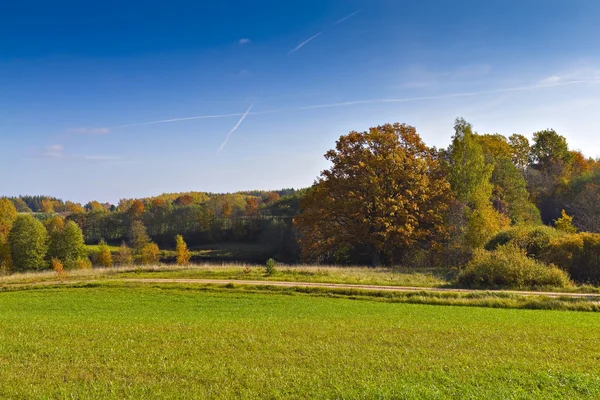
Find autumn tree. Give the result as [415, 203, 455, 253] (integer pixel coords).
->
[0, 199, 18, 272]
[40, 199, 55, 213]
[554, 209, 577, 233]
[294, 123, 452, 266]
[128, 199, 145, 219]
[139, 243, 160, 265]
[11, 198, 31, 213]
[8, 215, 48, 271]
[85, 201, 106, 212]
[175, 235, 191, 266]
[245, 197, 260, 218]
[475, 134, 540, 224]
[0, 199, 18, 241]
[65, 201, 85, 213]
[265, 192, 281, 204]
[44, 215, 65, 235]
[96, 239, 113, 268]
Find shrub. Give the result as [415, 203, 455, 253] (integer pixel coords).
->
[458, 245, 572, 289]
[485, 225, 564, 259]
[72, 257, 92, 270]
[51, 258, 65, 276]
[554, 210, 577, 233]
[265, 258, 276, 276]
[175, 235, 191, 266]
[139, 243, 160, 265]
[95, 239, 113, 268]
[8, 215, 48, 272]
[117, 241, 134, 266]
[543, 233, 600, 283]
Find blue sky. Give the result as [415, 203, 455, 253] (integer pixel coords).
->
[1, 0, 600, 203]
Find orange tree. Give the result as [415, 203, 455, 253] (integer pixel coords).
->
[294, 123, 452, 266]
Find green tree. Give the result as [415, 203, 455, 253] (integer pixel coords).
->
[448, 118, 508, 248]
[47, 220, 87, 269]
[530, 129, 570, 170]
[175, 235, 191, 266]
[8, 215, 48, 271]
[508, 134, 531, 171]
[294, 122, 452, 266]
[129, 220, 150, 252]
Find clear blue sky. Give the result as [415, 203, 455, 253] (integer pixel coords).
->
[1, 0, 600, 203]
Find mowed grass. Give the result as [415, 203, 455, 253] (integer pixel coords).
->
[0, 285, 599, 399]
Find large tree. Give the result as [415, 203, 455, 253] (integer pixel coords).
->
[0, 198, 17, 241]
[448, 119, 508, 248]
[294, 123, 452, 266]
[47, 220, 87, 269]
[8, 215, 48, 272]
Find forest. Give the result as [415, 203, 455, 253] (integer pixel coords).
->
[2, 118, 600, 287]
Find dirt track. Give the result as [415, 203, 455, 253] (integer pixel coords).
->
[119, 278, 600, 299]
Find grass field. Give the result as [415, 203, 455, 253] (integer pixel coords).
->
[0, 283, 599, 398]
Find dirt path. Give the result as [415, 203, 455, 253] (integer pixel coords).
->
[119, 278, 600, 299]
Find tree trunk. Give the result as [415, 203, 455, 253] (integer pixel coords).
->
[372, 249, 381, 267]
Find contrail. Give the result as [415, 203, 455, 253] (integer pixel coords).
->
[336, 9, 361, 24]
[217, 103, 254, 153]
[100, 78, 600, 130]
[108, 112, 244, 129]
[287, 32, 323, 55]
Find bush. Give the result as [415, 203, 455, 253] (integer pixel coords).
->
[265, 258, 276, 276]
[72, 257, 92, 270]
[458, 245, 572, 289]
[139, 243, 160, 265]
[51, 258, 65, 276]
[543, 233, 600, 283]
[117, 241, 134, 266]
[8, 215, 48, 272]
[95, 239, 113, 268]
[485, 225, 564, 259]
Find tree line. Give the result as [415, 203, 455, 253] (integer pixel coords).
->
[2, 118, 600, 285]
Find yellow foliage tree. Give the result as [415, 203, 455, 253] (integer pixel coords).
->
[175, 235, 191, 266]
[96, 239, 113, 268]
[139, 243, 160, 265]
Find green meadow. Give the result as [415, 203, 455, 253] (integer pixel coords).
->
[0, 284, 599, 399]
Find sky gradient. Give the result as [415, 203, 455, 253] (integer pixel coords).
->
[2, 0, 600, 203]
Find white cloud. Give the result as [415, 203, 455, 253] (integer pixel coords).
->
[36, 144, 120, 162]
[239, 38, 251, 45]
[42, 144, 65, 158]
